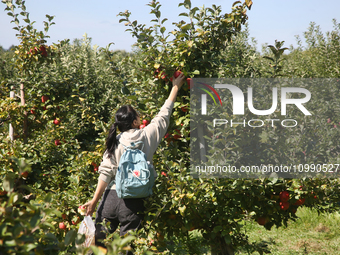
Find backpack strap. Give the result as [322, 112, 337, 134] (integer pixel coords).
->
[121, 141, 144, 150]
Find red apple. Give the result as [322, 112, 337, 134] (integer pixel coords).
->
[161, 74, 168, 82]
[173, 134, 181, 140]
[62, 213, 67, 220]
[53, 119, 60, 125]
[0, 190, 8, 196]
[91, 162, 97, 167]
[256, 217, 269, 226]
[21, 171, 29, 178]
[139, 124, 146, 129]
[173, 129, 181, 140]
[59, 222, 66, 230]
[170, 71, 182, 82]
[40, 45, 47, 57]
[161, 171, 167, 177]
[279, 201, 289, 211]
[294, 198, 305, 206]
[181, 106, 188, 112]
[279, 191, 290, 202]
[29, 48, 37, 55]
[186, 78, 193, 89]
[30, 109, 36, 114]
[174, 70, 182, 78]
[72, 217, 81, 225]
[41, 95, 49, 103]
[142, 119, 149, 126]
[94, 166, 98, 172]
[327, 118, 331, 123]
[154, 68, 161, 78]
[55, 139, 61, 146]
[164, 133, 173, 142]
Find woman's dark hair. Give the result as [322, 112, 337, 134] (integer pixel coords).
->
[106, 105, 139, 158]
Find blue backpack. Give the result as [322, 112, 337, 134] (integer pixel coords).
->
[115, 141, 155, 199]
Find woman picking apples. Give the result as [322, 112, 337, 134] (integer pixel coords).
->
[82, 72, 186, 252]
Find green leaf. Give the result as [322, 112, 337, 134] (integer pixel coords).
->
[3, 173, 16, 192]
[263, 56, 274, 62]
[65, 230, 77, 246]
[183, 0, 191, 9]
[44, 192, 52, 203]
[161, 18, 168, 24]
[46, 14, 54, 22]
[44, 233, 58, 242]
[245, 0, 253, 8]
[224, 235, 232, 244]
[121, 86, 130, 95]
[30, 214, 40, 228]
[259, 132, 269, 143]
[90, 245, 107, 255]
[24, 243, 37, 251]
[5, 240, 16, 246]
[179, 205, 186, 216]
[232, 1, 242, 7]
[179, 12, 189, 17]
[75, 233, 86, 245]
[213, 225, 223, 233]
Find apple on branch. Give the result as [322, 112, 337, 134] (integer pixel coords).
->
[41, 95, 49, 103]
[59, 222, 67, 230]
[53, 119, 60, 125]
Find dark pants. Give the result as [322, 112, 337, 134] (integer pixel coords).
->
[95, 189, 145, 254]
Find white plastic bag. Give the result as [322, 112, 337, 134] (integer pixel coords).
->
[77, 215, 96, 251]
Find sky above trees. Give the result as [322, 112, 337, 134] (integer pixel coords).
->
[1, 0, 339, 51]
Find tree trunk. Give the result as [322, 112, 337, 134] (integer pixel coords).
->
[211, 237, 234, 255]
[9, 91, 15, 141]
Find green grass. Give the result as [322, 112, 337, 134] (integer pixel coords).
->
[237, 207, 340, 255]
[163, 208, 340, 255]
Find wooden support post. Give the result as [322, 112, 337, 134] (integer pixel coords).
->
[9, 91, 15, 141]
[20, 83, 28, 143]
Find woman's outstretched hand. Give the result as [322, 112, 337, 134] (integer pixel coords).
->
[168, 71, 186, 102]
[82, 199, 97, 216]
[172, 72, 186, 90]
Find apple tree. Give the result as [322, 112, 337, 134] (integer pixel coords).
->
[115, 1, 340, 254]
